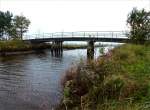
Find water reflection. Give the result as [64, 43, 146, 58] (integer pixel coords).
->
[51, 50, 63, 58]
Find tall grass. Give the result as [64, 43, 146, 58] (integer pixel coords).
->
[0, 40, 31, 52]
[61, 44, 150, 110]
[0, 40, 51, 52]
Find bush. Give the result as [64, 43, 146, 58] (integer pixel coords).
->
[61, 44, 150, 110]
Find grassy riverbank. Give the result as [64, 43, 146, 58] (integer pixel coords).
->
[63, 44, 87, 49]
[61, 44, 150, 110]
[0, 40, 88, 52]
[63, 44, 104, 50]
[0, 40, 103, 56]
[0, 40, 51, 55]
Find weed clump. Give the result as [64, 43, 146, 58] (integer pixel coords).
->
[61, 44, 150, 110]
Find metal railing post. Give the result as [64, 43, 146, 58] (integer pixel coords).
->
[62, 32, 64, 38]
[72, 32, 74, 37]
[111, 32, 113, 45]
[52, 33, 53, 38]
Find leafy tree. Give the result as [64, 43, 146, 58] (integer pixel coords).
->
[0, 11, 5, 37]
[0, 11, 13, 39]
[13, 15, 30, 39]
[127, 8, 150, 44]
[0, 11, 30, 40]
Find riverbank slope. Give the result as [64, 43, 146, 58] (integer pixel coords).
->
[0, 40, 52, 56]
[0, 40, 102, 56]
[61, 44, 150, 110]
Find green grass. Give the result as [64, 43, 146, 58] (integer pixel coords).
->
[63, 44, 87, 49]
[0, 40, 51, 53]
[0, 40, 102, 53]
[61, 44, 150, 110]
[0, 40, 31, 52]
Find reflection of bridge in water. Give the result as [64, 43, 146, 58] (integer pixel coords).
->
[23, 31, 128, 59]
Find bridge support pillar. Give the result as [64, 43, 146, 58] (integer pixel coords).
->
[51, 41, 63, 57]
[87, 41, 94, 59]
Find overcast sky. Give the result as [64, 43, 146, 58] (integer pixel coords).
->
[0, 0, 149, 34]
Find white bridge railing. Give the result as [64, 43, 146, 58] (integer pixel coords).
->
[23, 31, 128, 40]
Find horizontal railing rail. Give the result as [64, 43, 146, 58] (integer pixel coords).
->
[23, 31, 128, 40]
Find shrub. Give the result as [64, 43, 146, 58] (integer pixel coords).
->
[61, 44, 150, 110]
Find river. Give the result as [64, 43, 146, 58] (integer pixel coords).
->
[0, 47, 113, 110]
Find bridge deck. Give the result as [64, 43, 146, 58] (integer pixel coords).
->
[23, 31, 128, 43]
[24, 37, 128, 43]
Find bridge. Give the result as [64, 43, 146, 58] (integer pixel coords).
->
[23, 31, 128, 59]
[24, 31, 128, 43]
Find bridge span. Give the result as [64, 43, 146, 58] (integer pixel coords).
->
[24, 31, 128, 43]
[23, 31, 128, 59]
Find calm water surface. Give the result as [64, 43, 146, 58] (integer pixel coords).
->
[0, 47, 112, 110]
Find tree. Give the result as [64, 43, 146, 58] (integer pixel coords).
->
[0, 11, 13, 39]
[0, 11, 31, 40]
[13, 15, 30, 40]
[0, 11, 5, 38]
[127, 8, 150, 44]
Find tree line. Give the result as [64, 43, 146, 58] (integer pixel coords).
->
[0, 11, 30, 40]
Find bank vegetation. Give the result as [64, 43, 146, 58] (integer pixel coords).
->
[60, 8, 150, 110]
